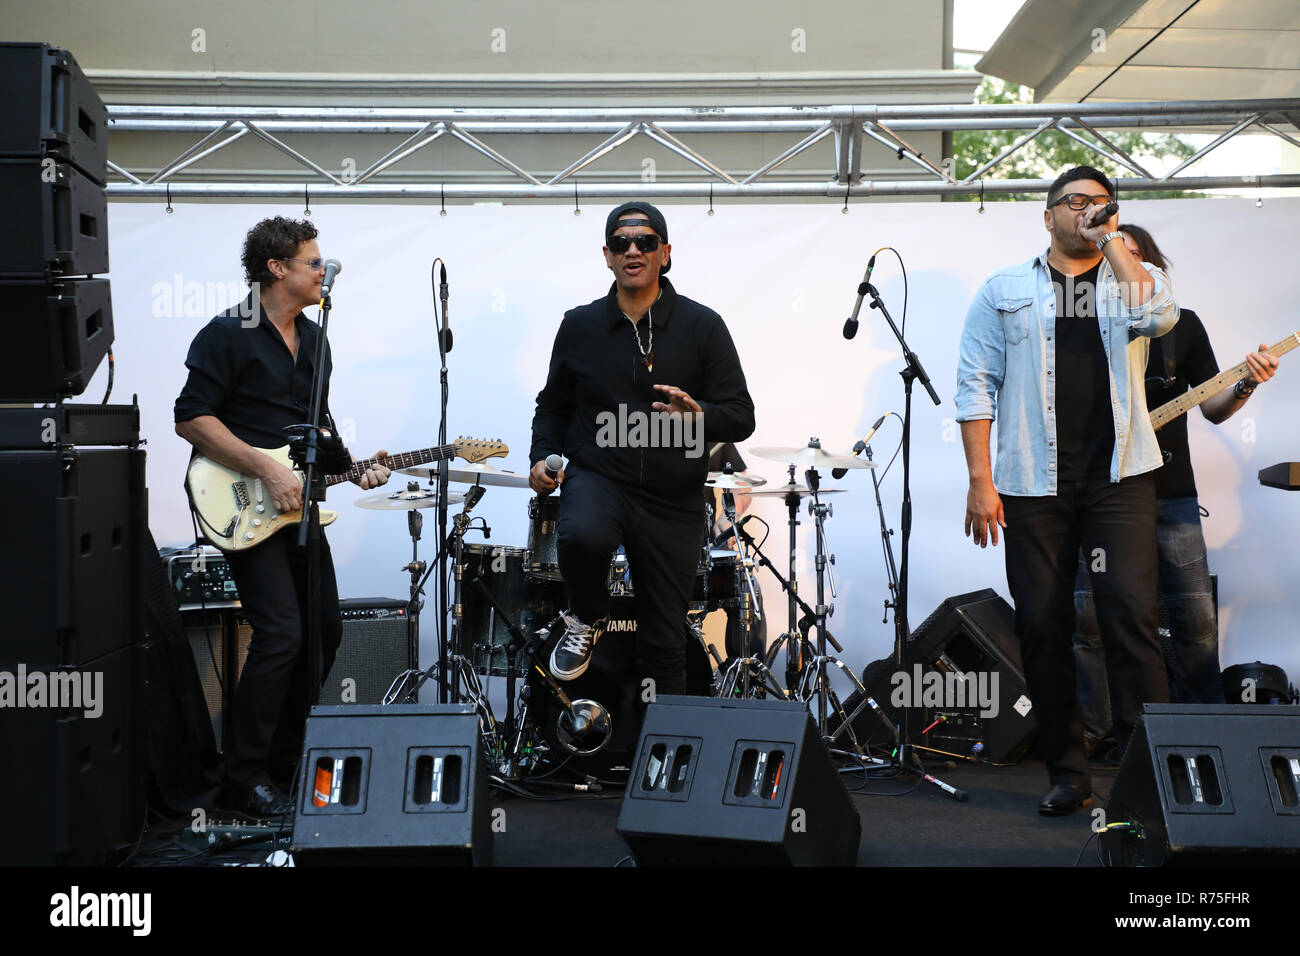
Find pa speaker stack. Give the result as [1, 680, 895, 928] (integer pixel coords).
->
[0, 44, 146, 865]
[0, 43, 113, 400]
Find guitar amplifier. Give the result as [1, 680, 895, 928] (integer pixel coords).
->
[181, 607, 252, 751]
[321, 598, 411, 706]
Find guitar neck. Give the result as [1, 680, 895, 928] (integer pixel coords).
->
[1150, 331, 1300, 430]
[324, 445, 456, 487]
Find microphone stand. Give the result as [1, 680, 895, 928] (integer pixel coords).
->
[434, 266, 452, 702]
[857, 282, 966, 802]
[294, 292, 334, 710]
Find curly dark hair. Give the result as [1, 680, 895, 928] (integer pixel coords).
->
[242, 216, 319, 287]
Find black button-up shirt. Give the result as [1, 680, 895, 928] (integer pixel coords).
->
[530, 277, 755, 503]
[174, 297, 333, 449]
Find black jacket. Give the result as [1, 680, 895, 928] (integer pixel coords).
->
[530, 277, 755, 503]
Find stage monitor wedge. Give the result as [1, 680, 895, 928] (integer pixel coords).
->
[617, 697, 861, 866]
[1101, 704, 1300, 866]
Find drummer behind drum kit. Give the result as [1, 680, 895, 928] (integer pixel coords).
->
[348, 437, 904, 783]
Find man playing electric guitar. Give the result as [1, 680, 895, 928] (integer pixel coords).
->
[175, 217, 391, 817]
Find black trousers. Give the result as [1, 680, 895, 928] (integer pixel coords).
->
[557, 467, 705, 697]
[223, 528, 342, 790]
[1001, 472, 1167, 786]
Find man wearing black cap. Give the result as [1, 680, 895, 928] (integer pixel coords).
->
[529, 202, 755, 697]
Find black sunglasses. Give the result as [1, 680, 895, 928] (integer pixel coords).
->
[607, 234, 662, 254]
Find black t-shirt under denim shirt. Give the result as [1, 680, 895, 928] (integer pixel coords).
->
[1049, 263, 1113, 482]
[1145, 307, 1218, 500]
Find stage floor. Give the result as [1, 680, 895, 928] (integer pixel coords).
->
[133, 756, 1120, 867]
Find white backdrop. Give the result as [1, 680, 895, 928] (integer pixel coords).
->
[100, 196, 1300, 686]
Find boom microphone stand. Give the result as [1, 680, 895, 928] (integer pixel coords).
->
[852, 281, 966, 801]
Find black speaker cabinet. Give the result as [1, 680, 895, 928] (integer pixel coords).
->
[0, 43, 107, 184]
[0, 447, 147, 668]
[836, 590, 1037, 763]
[0, 158, 108, 279]
[0, 642, 146, 865]
[291, 704, 491, 866]
[319, 598, 411, 705]
[616, 697, 861, 866]
[1101, 704, 1300, 866]
[0, 277, 113, 401]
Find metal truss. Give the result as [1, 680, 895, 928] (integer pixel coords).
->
[106, 97, 1300, 201]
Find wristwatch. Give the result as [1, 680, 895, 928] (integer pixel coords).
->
[1234, 379, 1257, 399]
[1095, 231, 1123, 251]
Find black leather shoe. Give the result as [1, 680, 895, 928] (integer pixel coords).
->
[225, 783, 294, 818]
[1038, 783, 1092, 816]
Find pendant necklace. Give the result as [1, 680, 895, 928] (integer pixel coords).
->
[626, 305, 654, 372]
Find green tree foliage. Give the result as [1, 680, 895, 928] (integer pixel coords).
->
[953, 77, 1198, 200]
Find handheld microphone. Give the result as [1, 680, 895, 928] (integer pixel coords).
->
[1085, 200, 1119, 228]
[842, 254, 877, 340]
[831, 414, 887, 478]
[320, 259, 343, 298]
[545, 454, 564, 481]
[439, 263, 453, 353]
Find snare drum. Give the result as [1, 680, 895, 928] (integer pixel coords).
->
[459, 543, 554, 677]
[526, 495, 563, 581]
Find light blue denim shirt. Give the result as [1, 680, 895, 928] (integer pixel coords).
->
[955, 251, 1178, 496]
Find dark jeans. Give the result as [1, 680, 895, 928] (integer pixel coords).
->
[1074, 496, 1223, 740]
[223, 529, 342, 791]
[558, 467, 705, 697]
[1002, 473, 1168, 786]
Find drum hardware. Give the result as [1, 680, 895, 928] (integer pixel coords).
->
[355, 486, 466, 510]
[399, 460, 531, 489]
[713, 464, 784, 700]
[704, 471, 768, 489]
[749, 443, 877, 473]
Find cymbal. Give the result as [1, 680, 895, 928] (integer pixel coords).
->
[735, 482, 847, 499]
[749, 444, 876, 470]
[705, 472, 768, 489]
[399, 461, 530, 488]
[355, 488, 466, 511]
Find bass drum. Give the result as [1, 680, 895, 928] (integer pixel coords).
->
[527, 596, 715, 783]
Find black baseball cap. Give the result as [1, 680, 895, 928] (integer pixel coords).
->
[605, 201, 670, 273]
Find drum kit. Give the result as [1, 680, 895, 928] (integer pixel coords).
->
[350, 438, 895, 782]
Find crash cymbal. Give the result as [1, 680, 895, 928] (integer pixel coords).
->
[355, 487, 466, 511]
[735, 482, 847, 499]
[399, 461, 530, 488]
[705, 472, 768, 489]
[749, 444, 876, 470]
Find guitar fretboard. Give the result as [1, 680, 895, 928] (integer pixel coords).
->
[1149, 332, 1299, 430]
[324, 445, 456, 487]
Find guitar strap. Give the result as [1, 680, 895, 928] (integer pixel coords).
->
[1162, 324, 1177, 384]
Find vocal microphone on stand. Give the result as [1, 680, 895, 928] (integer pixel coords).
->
[842, 253, 877, 340]
[320, 258, 343, 299]
[711, 514, 754, 548]
[832, 414, 887, 479]
[439, 263, 453, 353]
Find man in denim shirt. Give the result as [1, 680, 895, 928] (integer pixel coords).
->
[955, 166, 1179, 816]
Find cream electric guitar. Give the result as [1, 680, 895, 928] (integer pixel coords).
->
[186, 436, 508, 551]
[1149, 331, 1299, 430]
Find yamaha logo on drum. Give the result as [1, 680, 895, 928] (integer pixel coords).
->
[605, 618, 637, 633]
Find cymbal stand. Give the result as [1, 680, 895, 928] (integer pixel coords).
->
[786, 466, 876, 762]
[717, 485, 784, 699]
